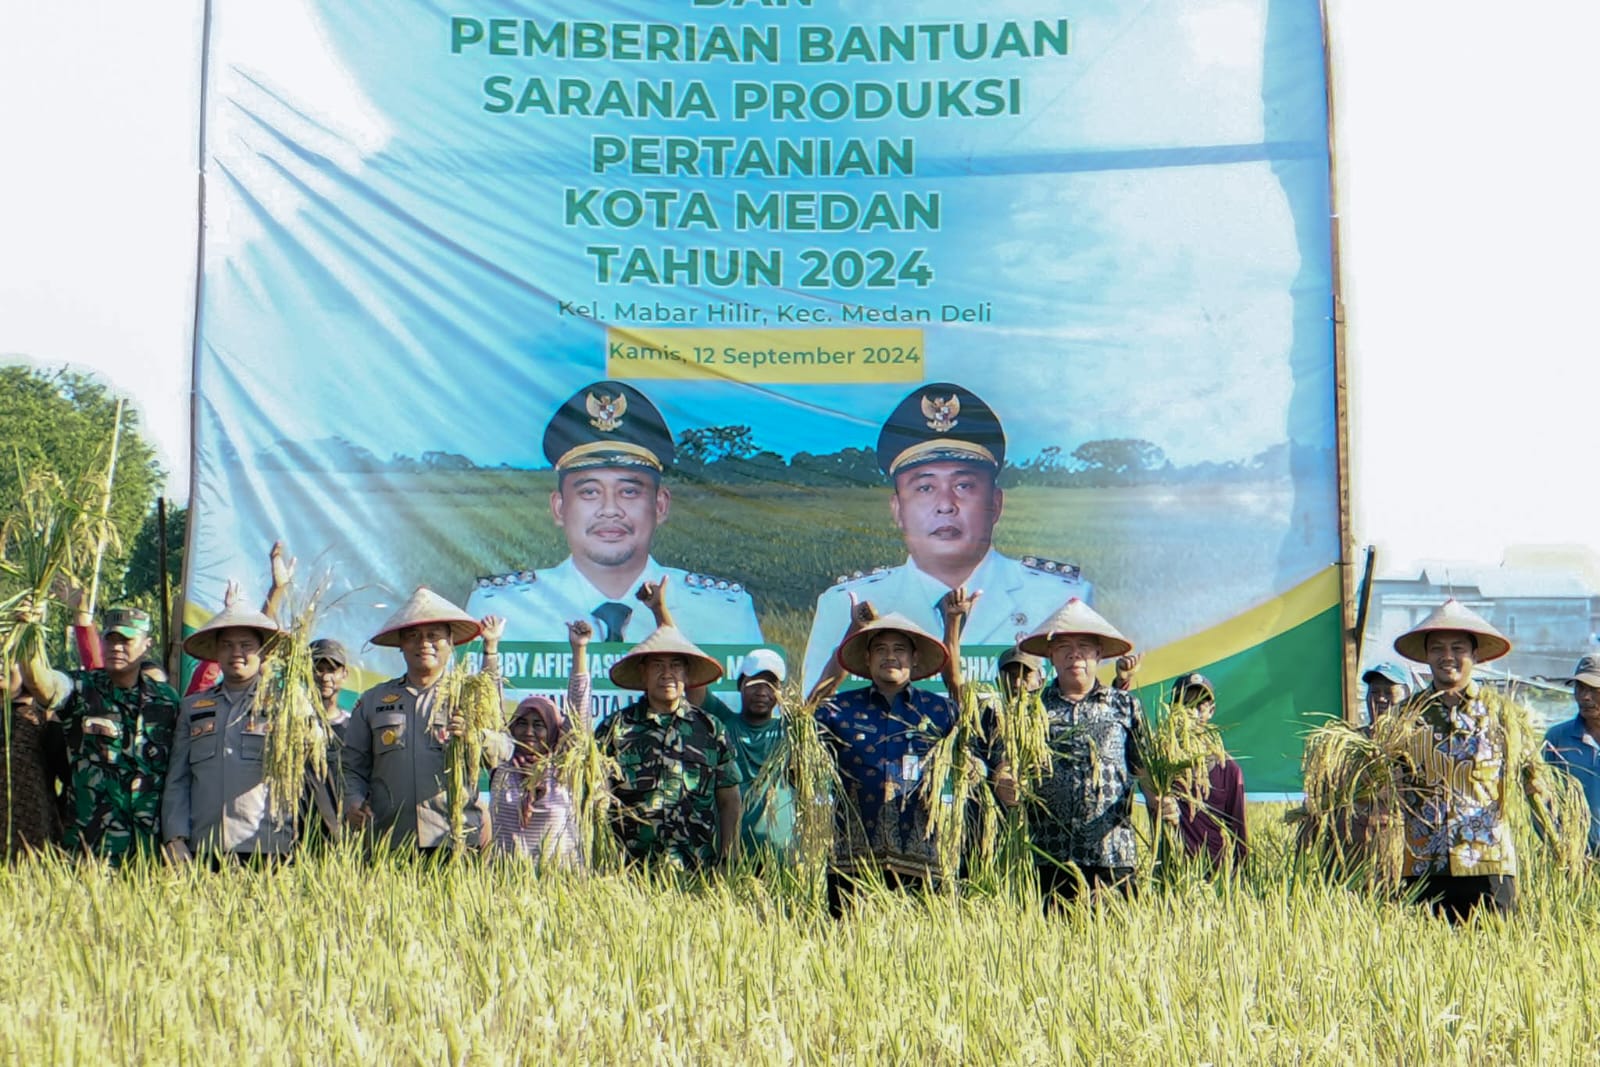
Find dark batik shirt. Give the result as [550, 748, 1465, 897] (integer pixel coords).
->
[600, 698, 739, 870]
[1033, 682, 1148, 869]
[52, 669, 181, 862]
[818, 684, 961, 876]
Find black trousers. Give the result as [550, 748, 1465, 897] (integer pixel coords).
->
[1402, 873, 1516, 922]
[1038, 863, 1135, 906]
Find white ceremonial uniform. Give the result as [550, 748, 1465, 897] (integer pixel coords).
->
[467, 555, 763, 646]
[800, 549, 1092, 692]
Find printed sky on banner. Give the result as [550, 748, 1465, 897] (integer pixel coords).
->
[191, 0, 1338, 774]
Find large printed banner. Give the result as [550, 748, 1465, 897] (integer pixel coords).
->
[190, 0, 1342, 790]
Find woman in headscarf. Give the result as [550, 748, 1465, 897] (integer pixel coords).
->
[489, 620, 590, 866]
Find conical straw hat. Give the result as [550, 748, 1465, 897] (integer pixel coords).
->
[608, 626, 725, 690]
[834, 613, 948, 681]
[1017, 597, 1134, 659]
[1393, 598, 1511, 664]
[369, 587, 482, 648]
[183, 604, 282, 661]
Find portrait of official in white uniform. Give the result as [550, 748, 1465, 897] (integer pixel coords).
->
[469, 380, 762, 647]
[800, 383, 1089, 692]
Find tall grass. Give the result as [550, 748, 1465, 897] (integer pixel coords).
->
[4, 806, 1600, 1063]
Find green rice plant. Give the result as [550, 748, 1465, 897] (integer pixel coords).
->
[440, 666, 502, 854]
[9, 804, 1600, 1063]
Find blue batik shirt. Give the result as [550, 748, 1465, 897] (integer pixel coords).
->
[818, 684, 961, 876]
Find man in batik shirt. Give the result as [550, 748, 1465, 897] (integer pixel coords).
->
[1393, 599, 1543, 921]
[1015, 598, 1156, 902]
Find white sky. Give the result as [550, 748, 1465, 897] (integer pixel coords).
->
[1, 1, 1596, 576]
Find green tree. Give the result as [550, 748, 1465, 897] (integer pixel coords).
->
[1071, 438, 1167, 476]
[122, 503, 186, 611]
[0, 363, 164, 608]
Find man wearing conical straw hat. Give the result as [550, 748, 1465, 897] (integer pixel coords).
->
[1391, 598, 1546, 920]
[161, 602, 290, 865]
[813, 588, 981, 912]
[1014, 597, 1156, 902]
[341, 588, 511, 852]
[598, 624, 742, 870]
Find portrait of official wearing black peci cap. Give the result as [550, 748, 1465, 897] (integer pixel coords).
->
[468, 380, 762, 647]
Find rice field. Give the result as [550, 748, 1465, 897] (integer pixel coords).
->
[244, 469, 1331, 658]
[4, 804, 1599, 1065]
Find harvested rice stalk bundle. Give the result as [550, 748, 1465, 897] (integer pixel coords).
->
[919, 682, 1002, 887]
[1296, 713, 1419, 886]
[987, 680, 1051, 800]
[957, 680, 1048, 893]
[1140, 699, 1227, 867]
[1495, 690, 1590, 877]
[255, 581, 333, 826]
[441, 665, 503, 853]
[0, 454, 118, 858]
[749, 683, 844, 879]
[555, 713, 623, 871]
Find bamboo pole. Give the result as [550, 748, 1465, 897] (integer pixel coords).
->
[1321, 0, 1359, 724]
[85, 398, 124, 619]
[157, 496, 171, 659]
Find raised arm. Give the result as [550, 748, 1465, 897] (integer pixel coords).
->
[939, 586, 980, 702]
[806, 593, 876, 705]
[566, 619, 593, 731]
[14, 598, 68, 709]
[635, 576, 675, 630]
[262, 541, 296, 620]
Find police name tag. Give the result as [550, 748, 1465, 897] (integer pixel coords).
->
[84, 717, 118, 738]
[901, 754, 922, 783]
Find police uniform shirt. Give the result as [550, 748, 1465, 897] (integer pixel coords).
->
[800, 549, 1093, 692]
[341, 675, 514, 849]
[162, 680, 296, 856]
[468, 555, 763, 646]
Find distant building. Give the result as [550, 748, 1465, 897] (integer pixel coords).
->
[1365, 546, 1600, 683]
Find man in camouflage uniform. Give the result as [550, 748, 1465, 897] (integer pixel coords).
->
[600, 625, 741, 870]
[22, 606, 180, 863]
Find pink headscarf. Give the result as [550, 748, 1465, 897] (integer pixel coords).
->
[509, 695, 566, 760]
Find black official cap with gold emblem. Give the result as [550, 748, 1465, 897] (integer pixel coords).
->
[876, 382, 1006, 479]
[543, 380, 676, 475]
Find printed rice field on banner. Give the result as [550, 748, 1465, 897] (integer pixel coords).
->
[189, 2, 1341, 790]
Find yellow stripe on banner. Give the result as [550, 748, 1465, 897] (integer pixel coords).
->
[606, 327, 925, 384]
[1105, 568, 1341, 683]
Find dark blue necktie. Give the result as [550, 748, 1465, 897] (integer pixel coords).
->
[593, 601, 633, 643]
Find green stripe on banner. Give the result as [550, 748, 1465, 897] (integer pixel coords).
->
[1132, 604, 1344, 794]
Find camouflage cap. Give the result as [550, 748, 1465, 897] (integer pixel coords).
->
[309, 638, 350, 667]
[102, 607, 152, 639]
